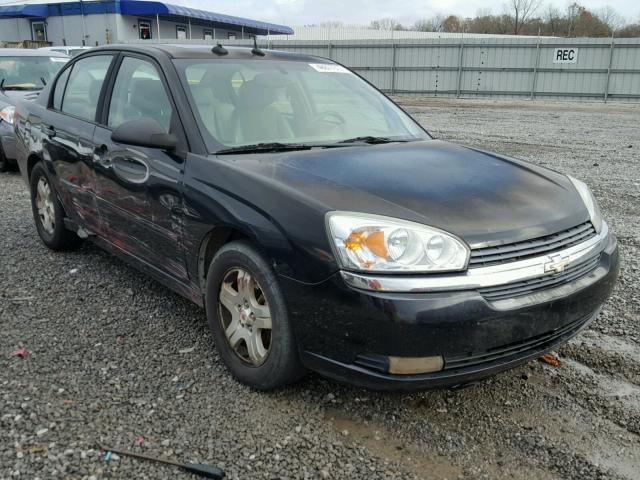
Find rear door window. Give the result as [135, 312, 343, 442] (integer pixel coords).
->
[61, 55, 113, 122]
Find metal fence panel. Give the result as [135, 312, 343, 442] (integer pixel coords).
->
[167, 37, 640, 102]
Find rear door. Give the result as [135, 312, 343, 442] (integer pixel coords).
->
[42, 53, 114, 233]
[92, 54, 189, 283]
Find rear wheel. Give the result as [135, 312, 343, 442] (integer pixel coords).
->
[205, 241, 306, 390]
[30, 162, 81, 250]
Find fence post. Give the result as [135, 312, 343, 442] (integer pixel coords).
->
[531, 40, 541, 100]
[390, 42, 397, 95]
[456, 40, 464, 98]
[327, 40, 332, 60]
[604, 37, 615, 103]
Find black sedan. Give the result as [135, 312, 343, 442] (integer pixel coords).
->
[14, 44, 618, 391]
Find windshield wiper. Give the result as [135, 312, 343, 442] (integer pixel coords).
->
[216, 142, 316, 155]
[335, 136, 407, 145]
[0, 83, 39, 91]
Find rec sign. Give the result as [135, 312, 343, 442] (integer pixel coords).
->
[553, 48, 578, 64]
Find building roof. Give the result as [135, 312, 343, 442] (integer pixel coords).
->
[0, 1, 293, 35]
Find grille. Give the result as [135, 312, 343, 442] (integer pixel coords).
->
[469, 221, 596, 267]
[443, 312, 593, 371]
[479, 254, 601, 302]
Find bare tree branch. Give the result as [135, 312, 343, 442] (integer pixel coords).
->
[509, 0, 543, 34]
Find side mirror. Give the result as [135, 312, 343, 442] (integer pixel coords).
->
[111, 118, 178, 150]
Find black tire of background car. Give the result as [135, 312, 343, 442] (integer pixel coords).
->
[0, 145, 8, 172]
[29, 162, 82, 251]
[205, 240, 307, 390]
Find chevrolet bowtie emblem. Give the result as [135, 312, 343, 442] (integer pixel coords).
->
[545, 254, 571, 274]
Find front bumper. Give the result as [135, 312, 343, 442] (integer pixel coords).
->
[280, 232, 619, 391]
[1, 121, 16, 161]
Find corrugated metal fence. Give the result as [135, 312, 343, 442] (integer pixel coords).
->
[222, 37, 640, 102]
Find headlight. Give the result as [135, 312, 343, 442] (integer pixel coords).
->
[567, 176, 603, 233]
[326, 212, 470, 273]
[0, 105, 15, 125]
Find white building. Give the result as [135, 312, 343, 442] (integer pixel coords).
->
[0, 0, 293, 46]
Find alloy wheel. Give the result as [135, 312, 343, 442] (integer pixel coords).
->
[218, 268, 273, 366]
[35, 177, 55, 235]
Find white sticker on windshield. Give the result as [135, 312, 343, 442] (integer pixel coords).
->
[309, 63, 351, 74]
[50, 57, 69, 63]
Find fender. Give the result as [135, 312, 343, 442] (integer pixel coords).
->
[181, 153, 339, 292]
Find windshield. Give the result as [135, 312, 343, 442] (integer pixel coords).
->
[174, 59, 429, 152]
[0, 56, 68, 90]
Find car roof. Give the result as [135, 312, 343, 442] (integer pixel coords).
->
[86, 44, 331, 63]
[0, 48, 69, 57]
[39, 46, 91, 51]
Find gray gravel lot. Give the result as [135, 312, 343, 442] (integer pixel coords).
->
[1, 97, 639, 480]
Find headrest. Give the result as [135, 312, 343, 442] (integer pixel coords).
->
[191, 84, 216, 106]
[237, 73, 289, 109]
[131, 79, 165, 107]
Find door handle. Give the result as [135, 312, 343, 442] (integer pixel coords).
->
[43, 125, 55, 138]
[112, 156, 150, 184]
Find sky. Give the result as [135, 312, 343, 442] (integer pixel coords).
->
[173, 0, 640, 27]
[0, 0, 638, 26]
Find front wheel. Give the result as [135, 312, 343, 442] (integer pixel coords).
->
[30, 162, 81, 250]
[205, 241, 306, 390]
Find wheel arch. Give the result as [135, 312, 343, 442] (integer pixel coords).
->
[26, 153, 43, 182]
[197, 226, 252, 293]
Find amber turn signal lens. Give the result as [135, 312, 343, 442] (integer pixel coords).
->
[364, 230, 387, 258]
[344, 229, 388, 258]
[344, 231, 367, 251]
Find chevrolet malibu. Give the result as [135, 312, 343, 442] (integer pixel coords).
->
[14, 45, 619, 391]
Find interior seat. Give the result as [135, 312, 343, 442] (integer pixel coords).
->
[191, 84, 235, 144]
[232, 73, 294, 145]
[127, 79, 172, 131]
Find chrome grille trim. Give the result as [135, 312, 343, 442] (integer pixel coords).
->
[469, 221, 596, 267]
[478, 254, 601, 301]
[340, 222, 610, 293]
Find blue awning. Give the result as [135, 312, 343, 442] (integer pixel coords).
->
[119, 1, 293, 35]
[0, 4, 49, 18]
[0, 1, 293, 35]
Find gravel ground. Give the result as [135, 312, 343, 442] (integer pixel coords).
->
[1, 97, 639, 480]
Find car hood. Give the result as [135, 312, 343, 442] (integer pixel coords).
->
[1, 90, 41, 104]
[218, 140, 589, 248]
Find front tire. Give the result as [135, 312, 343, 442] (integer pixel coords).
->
[30, 162, 81, 250]
[205, 241, 306, 390]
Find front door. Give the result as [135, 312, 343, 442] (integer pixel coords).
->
[93, 55, 188, 283]
[42, 54, 114, 234]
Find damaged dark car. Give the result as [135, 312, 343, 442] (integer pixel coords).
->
[14, 44, 619, 391]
